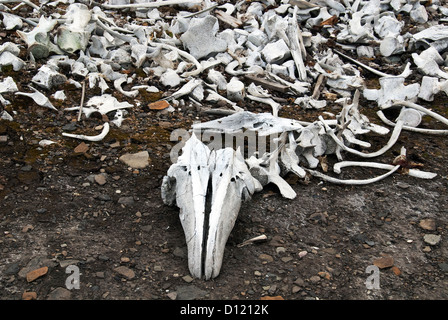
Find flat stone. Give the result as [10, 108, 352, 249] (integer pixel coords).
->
[423, 234, 441, 246]
[373, 255, 394, 269]
[419, 218, 436, 231]
[74, 142, 89, 154]
[47, 287, 72, 300]
[94, 174, 107, 185]
[114, 266, 135, 280]
[148, 100, 170, 110]
[259, 253, 274, 262]
[118, 196, 135, 206]
[26, 266, 48, 282]
[119, 151, 150, 169]
[175, 285, 207, 300]
[22, 291, 37, 300]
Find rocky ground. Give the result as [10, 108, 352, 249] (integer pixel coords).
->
[1, 0, 448, 303]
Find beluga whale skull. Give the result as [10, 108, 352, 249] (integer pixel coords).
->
[161, 133, 261, 280]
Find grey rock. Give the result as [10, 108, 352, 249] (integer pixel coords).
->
[118, 196, 135, 205]
[47, 287, 72, 300]
[175, 285, 207, 300]
[423, 234, 441, 246]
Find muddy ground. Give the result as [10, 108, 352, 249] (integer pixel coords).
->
[1, 1, 448, 302]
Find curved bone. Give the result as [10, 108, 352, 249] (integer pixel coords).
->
[306, 165, 401, 185]
[319, 115, 404, 159]
[333, 161, 437, 179]
[15, 86, 57, 111]
[377, 110, 448, 135]
[62, 122, 110, 142]
[150, 42, 203, 78]
[335, 49, 412, 78]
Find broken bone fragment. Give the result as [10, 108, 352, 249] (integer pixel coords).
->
[226, 78, 245, 102]
[180, 16, 228, 60]
[363, 77, 420, 107]
[15, 87, 57, 111]
[161, 134, 261, 279]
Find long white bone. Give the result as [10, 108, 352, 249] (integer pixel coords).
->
[62, 122, 110, 142]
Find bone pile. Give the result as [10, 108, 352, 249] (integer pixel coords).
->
[1, 0, 448, 280]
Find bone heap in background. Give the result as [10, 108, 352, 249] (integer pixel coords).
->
[1, 0, 448, 280]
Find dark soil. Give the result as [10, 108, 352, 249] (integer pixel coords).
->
[0, 1, 447, 302]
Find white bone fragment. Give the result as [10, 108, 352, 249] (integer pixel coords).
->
[0, 76, 18, 93]
[334, 50, 412, 78]
[15, 86, 57, 111]
[265, 70, 309, 94]
[307, 165, 401, 185]
[114, 78, 139, 98]
[376, 110, 448, 135]
[261, 39, 291, 64]
[193, 111, 304, 136]
[0, 110, 13, 121]
[287, 7, 307, 80]
[363, 77, 420, 107]
[0, 51, 25, 71]
[204, 89, 242, 112]
[412, 47, 448, 79]
[39, 139, 56, 147]
[247, 94, 282, 117]
[380, 35, 405, 57]
[333, 161, 437, 180]
[53, 90, 66, 100]
[246, 151, 297, 199]
[180, 16, 227, 60]
[130, 40, 147, 68]
[165, 79, 202, 101]
[412, 25, 448, 42]
[160, 68, 181, 88]
[31, 65, 67, 90]
[0, 42, 20, 56]
[280, 131, 307, 178]
[1, 12, 23, 30]
[410, 2, 428, 24]
[374, 15, 403, 39]
[110, 109, 126, 127]
[16, 16, 59, 59]
[225, 59, 255, 76]
[396, 108, 422, 128]
[207, 69, 227, 91]
[56, 3, 92, 54]
[151, 42, 203, 77]
[226, 78, 245, 102]
[237, 234, 267, 247]
[418, 76, 441, 102]
[62, 122, 110, 142]
[102, 0, 202, 9]
[319, 114, 404, 159]
[294, 96, 327, 109]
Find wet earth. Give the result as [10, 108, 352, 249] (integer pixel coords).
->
[1, 1, 448, 302]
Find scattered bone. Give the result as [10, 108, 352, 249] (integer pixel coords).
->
[226, 78, 245, 102]
[1, 12, 23, 30]
[15, 86, 57, 111]
[62, 122, 110, 142]
[363, 77, 420, 107]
